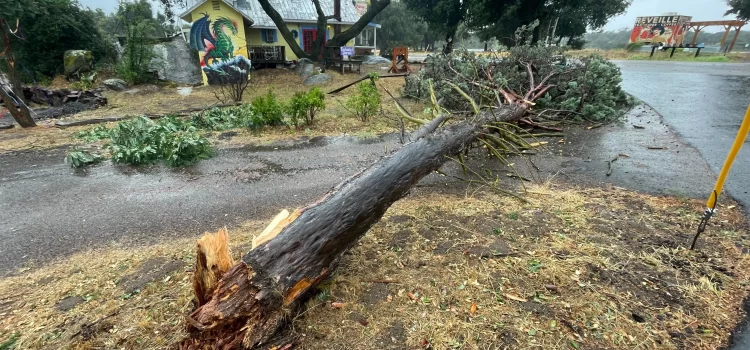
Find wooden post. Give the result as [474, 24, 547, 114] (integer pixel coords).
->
[719, 25, 732, 51]
[690, 26, 703, 45]
[728, 25, 743, 53]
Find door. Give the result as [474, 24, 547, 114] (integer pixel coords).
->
[302, 29, 317, 54]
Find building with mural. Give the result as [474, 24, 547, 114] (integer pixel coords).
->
[629, 15, 692, 46]
[181, 0, 365, 85]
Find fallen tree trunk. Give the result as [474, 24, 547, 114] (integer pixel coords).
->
[181, 104, 526, 349]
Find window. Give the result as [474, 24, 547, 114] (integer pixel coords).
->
[261, 29, 277, 43]
[212, 0, 220, 10]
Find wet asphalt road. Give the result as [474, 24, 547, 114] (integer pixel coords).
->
[617, 61, 750, 209]
[616, 61, 750, 350]
[0, 135, 401, 274]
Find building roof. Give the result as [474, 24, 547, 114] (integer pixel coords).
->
[181, 0, 362, 28]
[239, 0, 361, 27]
[180, 0, 255, 25]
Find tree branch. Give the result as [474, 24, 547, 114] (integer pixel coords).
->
[326, 0, 391, 46]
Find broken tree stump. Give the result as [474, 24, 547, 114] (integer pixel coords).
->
[180, 104, 527, 349]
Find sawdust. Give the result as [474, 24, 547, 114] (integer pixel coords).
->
[0, 183, 748, 349]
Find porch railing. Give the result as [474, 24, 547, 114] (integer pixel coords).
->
[247, 45, 286, 63]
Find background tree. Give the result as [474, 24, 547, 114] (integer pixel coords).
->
[115, 0, 157, 84]
[372, 2, 429, 55]
[8, 0, 111, 80]
[467, 0, 630, 46]
[726, 0, 750, 21]
[402, 0, 466, 53]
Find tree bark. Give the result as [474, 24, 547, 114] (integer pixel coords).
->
[181, 105, 526, 349]
[0, 87, 35, 128]
[0, 23, 35, 128]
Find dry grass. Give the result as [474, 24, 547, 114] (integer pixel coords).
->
[1, 182, 748, 349]
[567, 49, 749, 62]
[0, 66, 422, 153]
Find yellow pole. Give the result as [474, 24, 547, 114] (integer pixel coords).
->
[691, 105, 750, 250]
[706, 105, 750, 209]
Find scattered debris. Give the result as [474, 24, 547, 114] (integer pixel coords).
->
[647, 146, 668, 150]
[633, 124, 646, 129]
[606, 155, 620, 176]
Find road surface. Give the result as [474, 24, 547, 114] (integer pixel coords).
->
[616, 60, 750, 350]
[0, 135, 401, 274]
[616, 61, 750, 210]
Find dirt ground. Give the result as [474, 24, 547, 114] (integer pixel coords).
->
[0, 181, 748, 349]
[0, 65, 420, 153]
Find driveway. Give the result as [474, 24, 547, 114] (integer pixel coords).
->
[616, 61, 750, 209]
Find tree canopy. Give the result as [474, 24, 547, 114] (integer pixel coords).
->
[4, 0, 111, 79]
[401, 0, 465, 53]
[398, 0, 630, 50]
[726, 0, 750, 21]
[372, 2, 429, 54]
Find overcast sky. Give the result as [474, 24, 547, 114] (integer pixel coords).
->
[603, 0, 736, 32]
[80, 0, 737, 33]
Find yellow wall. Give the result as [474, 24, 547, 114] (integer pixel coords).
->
[245, 24, 355, 62]
[187, 2, 248, 85]
[246, 23, 302, 61]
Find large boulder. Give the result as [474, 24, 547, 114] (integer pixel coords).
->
[294, 58, 315, 79]
[303, 73, 332, 86]
[64, 50, 93, 78]
[362, 55, 392, 65]
[148, 36, 202, 85]
[103, 78, 127, 92]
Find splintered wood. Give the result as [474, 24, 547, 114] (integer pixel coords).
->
[191, 210, 300, 306]
[192, 227, 235, 307]
[252, 209, 301, 249]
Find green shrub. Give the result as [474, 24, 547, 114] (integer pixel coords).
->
[285, 87, 326, 127]
[346, 81, 380, 122]
[251, 90, 284, 126]
[65, 149, 104, 168]
[106, 116, 213, 166]
[160, 130, 214, 167]
[191, 107, 243, 130]
[73, 125, 111, 142]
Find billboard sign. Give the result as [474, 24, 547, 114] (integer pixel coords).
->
[629, 15, 692, 46]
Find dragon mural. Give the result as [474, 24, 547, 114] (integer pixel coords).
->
[189, 13, 251, 85]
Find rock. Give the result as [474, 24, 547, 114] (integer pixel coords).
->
[294, 58, 315, 78]
[103, 78, 127, 92]
[63, 50, 93, 78]
[362, 55, 392, 65]
[303, 73, 332, 86]
[148, 35, 202, 85]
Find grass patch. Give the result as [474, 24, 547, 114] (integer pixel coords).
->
[626, 52, 732, 62]
[568, 48, 747, 62]
[1, 183, 748, 349]
[1, 68, 427, 154]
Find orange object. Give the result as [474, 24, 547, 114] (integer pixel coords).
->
[388, 47, 412, 73]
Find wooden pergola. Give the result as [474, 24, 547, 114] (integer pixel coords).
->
[686, 20, 746, 52]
